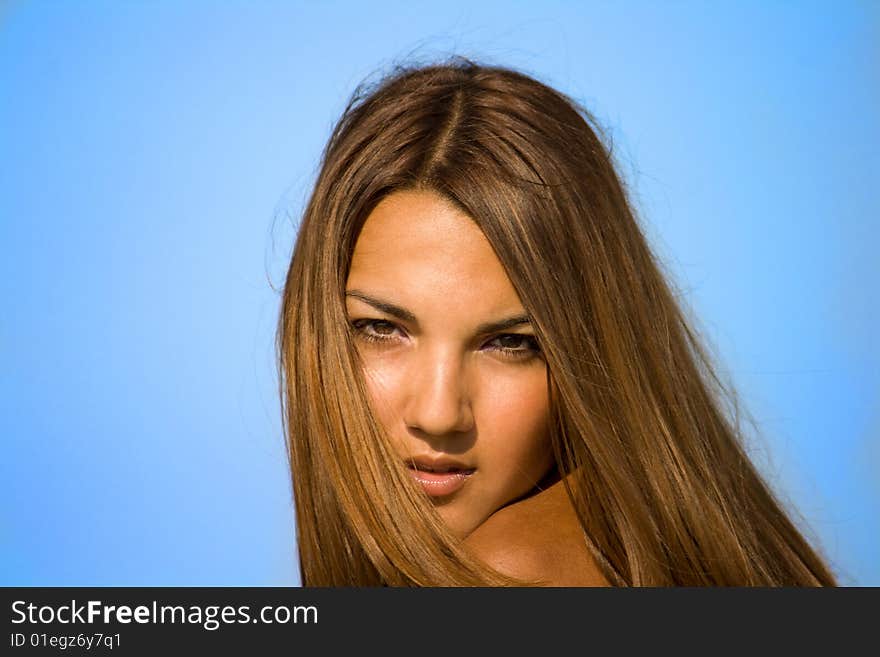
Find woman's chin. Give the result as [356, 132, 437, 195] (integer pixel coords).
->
[434, 505, 488, 541]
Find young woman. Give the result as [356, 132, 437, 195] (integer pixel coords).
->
[276, 56, 838, 586]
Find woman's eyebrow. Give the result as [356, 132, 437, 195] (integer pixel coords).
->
[345, 290, 531, 334]
[346, 290, 417, 323]
[475, 315, 532, 335]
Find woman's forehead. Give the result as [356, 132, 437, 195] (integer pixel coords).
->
[347, 190, 525, 319]
[355, 190, 483, 252]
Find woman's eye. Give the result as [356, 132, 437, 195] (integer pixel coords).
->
[350, 320, 540, 361]
[351, 319, 401, 344]
[486, 334, 541, 360]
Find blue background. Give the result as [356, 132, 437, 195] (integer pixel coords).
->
[2, 1, 877, 586]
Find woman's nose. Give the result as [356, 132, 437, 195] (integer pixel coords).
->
[402, 347, 474, 437]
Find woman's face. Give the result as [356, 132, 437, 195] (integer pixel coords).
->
[345, 189, 554, 538]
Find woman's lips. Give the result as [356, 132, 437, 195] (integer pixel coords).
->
[407, 466, 475, 497]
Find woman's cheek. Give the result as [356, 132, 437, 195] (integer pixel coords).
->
[483, 375, 553, 475]
[361, 359, 406, 445]
[484, 371, 550, 435]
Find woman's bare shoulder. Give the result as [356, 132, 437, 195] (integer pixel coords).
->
[462, 478, 611, 587]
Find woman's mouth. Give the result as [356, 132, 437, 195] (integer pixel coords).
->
[405, 461, 476, 497]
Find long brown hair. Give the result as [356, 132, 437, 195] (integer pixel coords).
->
[277, 55, 837, 586]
